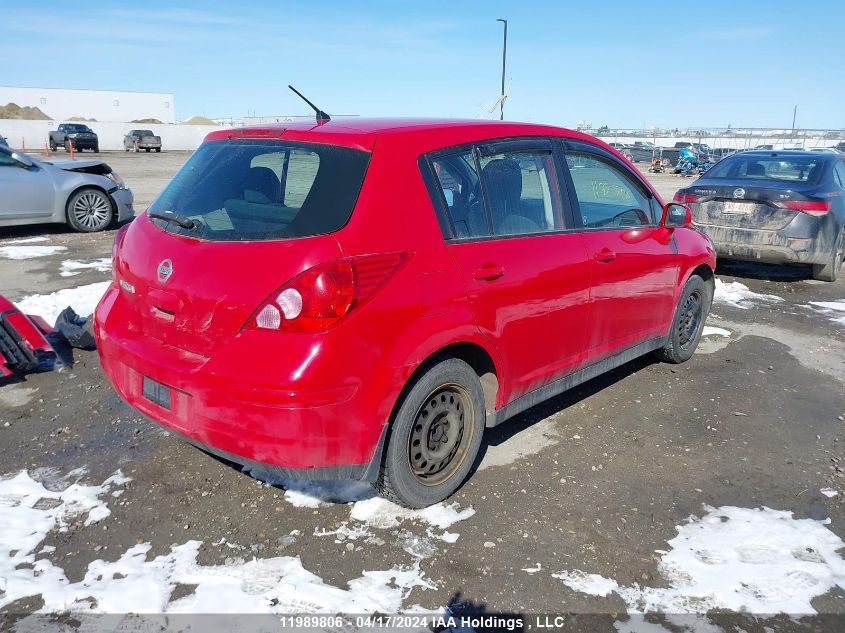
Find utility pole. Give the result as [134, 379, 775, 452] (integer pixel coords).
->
[496, 19, 508, 121]
[791, 105, 798, 133]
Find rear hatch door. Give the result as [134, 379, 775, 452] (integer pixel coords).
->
[116, 215, 342, 356]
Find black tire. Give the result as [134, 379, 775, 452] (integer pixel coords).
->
[66, 188, 114, 233]
[145, 148, 151, 152]
[155, 147, 161, 153]
[93, 145, 99, 153]
[124, 145, 130, 152]
[655, 274, 713, 364]
[49, 141, 57, 152]
[812, 226, 844, 282]
[377, 357, 485, 508]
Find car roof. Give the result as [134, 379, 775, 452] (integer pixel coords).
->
[203, 117, 597, 153]
[734, 149, 834, 159]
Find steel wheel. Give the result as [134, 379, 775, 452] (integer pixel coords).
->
[407, 383, 474, 486]
[68, 189, 113, 232]
[677, 289, 703, 349]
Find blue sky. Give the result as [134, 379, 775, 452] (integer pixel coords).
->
[3, 1, 843, 129]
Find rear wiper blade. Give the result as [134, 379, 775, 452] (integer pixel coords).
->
[149, 211, 198, 231]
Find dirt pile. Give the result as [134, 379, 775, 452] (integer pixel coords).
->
[181, 115, 216, 125]
[0, 102, 51, 120]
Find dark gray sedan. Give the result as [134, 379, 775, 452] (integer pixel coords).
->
[0, 145, 134, 232]
[676, 150, 845, 281]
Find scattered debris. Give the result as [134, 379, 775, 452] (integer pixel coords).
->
[0, 294, 55, 377]
[53, 306, 96, 350]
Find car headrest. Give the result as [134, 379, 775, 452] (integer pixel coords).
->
[482, 158, 522, 216]
[243, 166, 281, 204]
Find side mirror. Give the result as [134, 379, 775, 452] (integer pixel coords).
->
[10, 151, 34, 168]
[662, 202, 691, 228]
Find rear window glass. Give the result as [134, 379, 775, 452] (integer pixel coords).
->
[706, 155, 825, 183]
[148, 140, 370, 241]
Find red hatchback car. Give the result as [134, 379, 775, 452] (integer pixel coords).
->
[95, 119, 715, 507]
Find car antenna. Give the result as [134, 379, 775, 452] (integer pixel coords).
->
[288, 85, 330, 123]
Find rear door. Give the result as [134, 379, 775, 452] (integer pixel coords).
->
[559, 140, 678, 360]
[426, 138, 591, 402]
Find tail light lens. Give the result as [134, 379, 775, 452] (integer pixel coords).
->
[773, 200, 831, 216]
[248, 253, 408, 333]
[674, 192, 699, 204]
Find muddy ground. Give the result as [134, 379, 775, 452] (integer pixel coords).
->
[0, 151, 844, 631]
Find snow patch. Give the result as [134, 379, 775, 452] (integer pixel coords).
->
[0, 245, 67, 260]
[713, 279, 783, 310]
[809, 300, 845, 327]
[820, 488, 838, 498]
[60, 258, 112, 277]
[14, 281, 110, 323]
[554, 505, 845, 614]
[702, 326, 731, 337]
[0, 469, 433, 614]
[0, 469, 130, 610]
[350, 497, 476, 530]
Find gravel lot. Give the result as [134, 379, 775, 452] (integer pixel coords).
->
[1, 150, 844, 630]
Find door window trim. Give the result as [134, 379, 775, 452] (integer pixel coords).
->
[420, 136, 579, 243]
[558, 139, 662, 231]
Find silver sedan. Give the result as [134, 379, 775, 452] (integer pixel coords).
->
[0, 145, 134, 232]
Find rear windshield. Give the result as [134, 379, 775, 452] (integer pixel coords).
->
[148, 140, 370, 241]
[136, 130, 154, 136]
[706, 155, 825, 183]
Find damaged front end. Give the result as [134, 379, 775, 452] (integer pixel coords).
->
[0, 295, 55, 377]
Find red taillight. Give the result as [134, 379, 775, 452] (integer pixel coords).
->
[248, 253, 408, 333]
[773, 200, 831, 216]
[674, 192, 699, 204]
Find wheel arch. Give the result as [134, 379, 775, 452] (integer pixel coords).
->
[64, 184, 115, 223]
[394, 341, 500, 420]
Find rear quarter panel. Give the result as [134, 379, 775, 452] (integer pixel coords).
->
[332, 132, 504, 424]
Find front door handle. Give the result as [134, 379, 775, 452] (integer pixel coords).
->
[593, 248, 616, 263]
[473, 263, 505, 281]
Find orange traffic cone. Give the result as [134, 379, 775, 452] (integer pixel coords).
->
[43, 141, 50, 157]
[21, 137, 26, 151]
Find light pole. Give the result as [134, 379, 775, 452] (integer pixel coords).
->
[496, 18, 508, 121]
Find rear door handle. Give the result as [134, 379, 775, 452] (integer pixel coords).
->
[593, 248, 616, 263]
[472, 263, 505, 281]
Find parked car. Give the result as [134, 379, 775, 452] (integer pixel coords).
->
[811, 148, 845, 155]
[124, 129, 162, 153]
[836, 142, 845, 153]
[608, 142, 633, 160]
[675, 150, 845, 281]
[626, 141, 661, 163]
[95, 118, 715, 507]
[0, 144, 133, 232]
[49, 123, 99, 153]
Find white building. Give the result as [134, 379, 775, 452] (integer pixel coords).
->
[0, 87, 175, 123]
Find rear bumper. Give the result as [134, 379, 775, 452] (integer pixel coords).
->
[111, 188, 135, 222]
[693, 223, 831, 265]
[94, 284, 387, 480]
